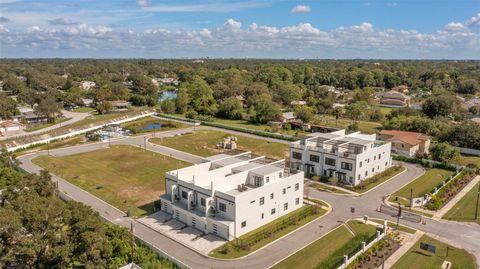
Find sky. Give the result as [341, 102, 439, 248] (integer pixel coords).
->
[0, 0, 479, 59]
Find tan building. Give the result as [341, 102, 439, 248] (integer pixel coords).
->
[378, 130, 430, 157]
[380, 90, 410, 107]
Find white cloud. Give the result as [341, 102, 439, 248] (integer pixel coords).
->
[465, 12, 480, 27]
[137, 0, 150, 8]
[291, 5, 311, 13]
[1, 17, 479, 59]
[445, 22, 465, 31]
[49, 17, 79, 26]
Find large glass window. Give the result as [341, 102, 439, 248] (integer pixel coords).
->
[341, 162, 353, 171]
[219, 202, 226, 212]
[325, 158, 336, 166]
[309, 154, 320, 163]
[292, 152, 302, 160]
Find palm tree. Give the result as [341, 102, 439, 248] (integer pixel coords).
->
[332, 107, 344, 127]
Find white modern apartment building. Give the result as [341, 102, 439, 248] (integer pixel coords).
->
[159, 151, 304, 240]
[290, 129, 392, 186]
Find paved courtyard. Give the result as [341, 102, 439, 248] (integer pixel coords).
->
[138, 211, 226, 255]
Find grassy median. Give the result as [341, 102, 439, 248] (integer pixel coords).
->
[443, 182, 480, 224]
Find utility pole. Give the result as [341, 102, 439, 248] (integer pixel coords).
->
[475, 183, 480, 220]
[144, 136, 147, 150]
[47, 140, 50, 155]
[410, 188, 413, 208]
[397, 202, 402, 226]
[108, 134, 111, 147]
[129, 221, 135, 262]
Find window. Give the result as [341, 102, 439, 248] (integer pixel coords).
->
[309, 154, 320, 163]
[358, 175, 360, 180]
[378, 154, 381, 159]
[200, 197, 206, 206]
[325, 158, 336, 166]
[374, 155, 376, 160]
[181, 191, 188, 199]
[292, 151, 302, 160]
[261, 213, 264, 219]
[282, 188, 286, 195]
[271, 208, 276, 215]
[259, 197, 264, 205]
[385, 162, 388, 166]
[254, 176, 262, 187]
[283, 203, 288, 210]
[372, 168, 375, 173]
[241, 221, 246, 228]
[359, 161, 362, 168]
[401, 144, 405, 148]
[341, 162, 353, 171]
[295, 183, 299, 191]
[219, 202, 226, 212]
[295, 198, 300, 205]
[270, 193, 274, 199]
[266, 176, 270, 183]
[365, 171, 368, 177]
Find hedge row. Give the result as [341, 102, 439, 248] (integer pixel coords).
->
[392, 155, 458, 171]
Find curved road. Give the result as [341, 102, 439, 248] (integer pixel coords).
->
[17, 130, 480, 268]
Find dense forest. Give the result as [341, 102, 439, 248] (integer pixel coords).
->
[0, 59, 479, 149]
[0, 150, 178, 268]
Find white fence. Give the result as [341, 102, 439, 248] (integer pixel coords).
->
[6, 111, 155, 152]
[336, 221, 387, 269]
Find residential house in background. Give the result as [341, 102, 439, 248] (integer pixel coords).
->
[290, 129, 392, 186]
[378, 130, 430, 157]
[109, 101, 130, 112]
[80, 80, 96, 90]
[380, 90, 410, 107]
[279, 112, 296, 123]
[159, 151, 304, 240]
[0, 119, 24, 136]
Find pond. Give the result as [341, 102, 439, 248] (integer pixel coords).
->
[159, 90, 177, 101]
[143, 123, 162, 131]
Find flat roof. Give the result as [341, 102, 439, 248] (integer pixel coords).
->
[251, 164, 283, 176]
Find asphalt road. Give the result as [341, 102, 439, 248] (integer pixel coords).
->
[17, 130, 480, 268]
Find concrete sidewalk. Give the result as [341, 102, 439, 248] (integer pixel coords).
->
[380, 230, 424, 269]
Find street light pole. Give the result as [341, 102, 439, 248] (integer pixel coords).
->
[144, 136, 147, 150]
[475, 183, 480, 220]
[410, 188, 413, 208]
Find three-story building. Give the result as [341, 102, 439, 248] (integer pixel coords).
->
[159, 151, 304, 240]
[290, 129, 392, 186]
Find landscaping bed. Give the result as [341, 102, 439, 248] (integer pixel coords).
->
[425, 170, 477, 210]
[353, 166, 406, 193]
[348, 233, 401, 269]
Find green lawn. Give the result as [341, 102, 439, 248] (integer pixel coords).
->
[355, 166, 406, 193]
[272, 225, 353, 269]
[457, 155, 480, 167]
[443, 182, 480, 224]
[150, 128, 289, 159]
[14, 135, 87, 156]
[392, 235, 477, 269]
[72, 107, 95, 113]
[32, 145, 190, 216]
[24, 117, 71, 132]
[389, 168, 454, 206]
[313, 114, 382, 134]
[310, 182, 351, 195]
[272, 221, 377, 269]
[120, 117, 186, 134]
[209, 205, 327, 259]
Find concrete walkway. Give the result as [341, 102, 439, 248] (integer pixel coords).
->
[380, 230, 425, 269]
[433, 175, 480, 220]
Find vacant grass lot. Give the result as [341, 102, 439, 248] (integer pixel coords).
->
[389, 168, 454, 206]
[443, 182, 480, 224]
[150, 128, 289, 159]
[209, 205, 327, 259]
[313, 115, 382, 134]
[272, 220, 377, 269]
[392, 235, 477, 269]
[32, 145, 190, 216]
[356, 166, 406, 193]
[72, 107, 95, 113]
